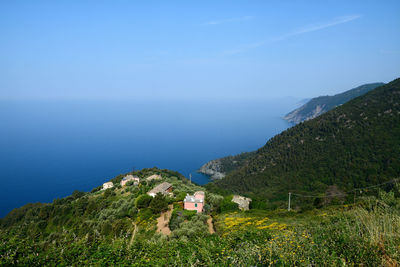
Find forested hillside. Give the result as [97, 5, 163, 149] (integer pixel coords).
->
[211, 79, 400, 208]
[284, 82, 384, 124]
[199, 83, 384, 180]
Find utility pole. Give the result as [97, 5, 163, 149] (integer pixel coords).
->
[288, 192, 291, 211]
[189, 173, 192, 183]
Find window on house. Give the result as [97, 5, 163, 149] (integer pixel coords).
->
[195, 203, 197, 207]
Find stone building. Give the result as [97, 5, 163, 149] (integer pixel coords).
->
[232, 195, 251, 210]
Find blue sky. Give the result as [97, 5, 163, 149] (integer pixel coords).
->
[0, 0, 399, 100]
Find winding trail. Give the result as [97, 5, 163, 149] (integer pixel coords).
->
[156, 204, 173, 235]
[129, 221, 137, 247]
[207, 215, 215, 234]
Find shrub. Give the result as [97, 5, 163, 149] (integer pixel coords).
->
[103, 189, 116, 198]
[182, 209, 197, 220]
[175, 192, 187, 202]
[91, 186, 102, 193]
[71, 190, 86, 200]
[171, 214, 209, 239]
[206, 193, 223, 209]
[149, 193, 168, 214]
[135, 194, 153, 209]
[137, 208, 153, 223]
[169, 210, 184, 231]
[220, 195, 239, 212]
[101, 221, 113, 236]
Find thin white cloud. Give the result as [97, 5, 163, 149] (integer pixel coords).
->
[223, 15, 361, 55]
[293, 15, 360, 35]
[202, 16, 254, 26]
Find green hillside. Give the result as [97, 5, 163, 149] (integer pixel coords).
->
[198, 83, 384, 181]
[284, 82, 384, 124]
[210, 78, 400, 208]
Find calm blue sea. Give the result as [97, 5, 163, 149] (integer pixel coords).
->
[0, 99, 295, 217]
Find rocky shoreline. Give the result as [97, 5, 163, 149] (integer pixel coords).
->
[197, 151, 255, 180]
[197, 159, 226, 180]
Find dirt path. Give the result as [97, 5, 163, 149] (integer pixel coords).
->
[129, 221, 137, 247]
[156, 204, 173, 235]
[207, 215, 215, 234]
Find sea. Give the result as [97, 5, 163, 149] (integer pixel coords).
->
[0, 98, 297, 217]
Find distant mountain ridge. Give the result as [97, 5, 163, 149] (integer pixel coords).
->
[284, 83, 385, 124]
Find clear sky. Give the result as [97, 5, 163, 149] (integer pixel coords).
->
[0, 0, 399, 100]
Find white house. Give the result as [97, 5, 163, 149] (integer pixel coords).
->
[102, 182, 114, 190]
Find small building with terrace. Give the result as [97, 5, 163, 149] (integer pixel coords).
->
[184, 191, 205, 213]
[120, 175, 140, 187]
[102, 182, 114, 190]
[147, 182, 173, 197]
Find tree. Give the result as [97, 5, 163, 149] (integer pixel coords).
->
[220, 195, 239, 212]
[175, 191, 187, 202]
[149, 193, 168, 214]
[135, 194, 152, 209]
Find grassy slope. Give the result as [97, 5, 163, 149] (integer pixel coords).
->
[211, 78, 400, 207]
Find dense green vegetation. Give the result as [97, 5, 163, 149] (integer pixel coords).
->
[210, 78, 400, 209]
[214, 152, 255, 174]
[199, 83, 385, 181]
[284, 82, 384, 124]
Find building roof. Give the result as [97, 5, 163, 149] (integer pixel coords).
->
[103, 182, 113, 186]
[148, 182, 172, 195]
[146, 174, 162, 181]
[184, 191, 205, 203]
[184, 195, 203, 203]
[122, 174, 139, 181]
